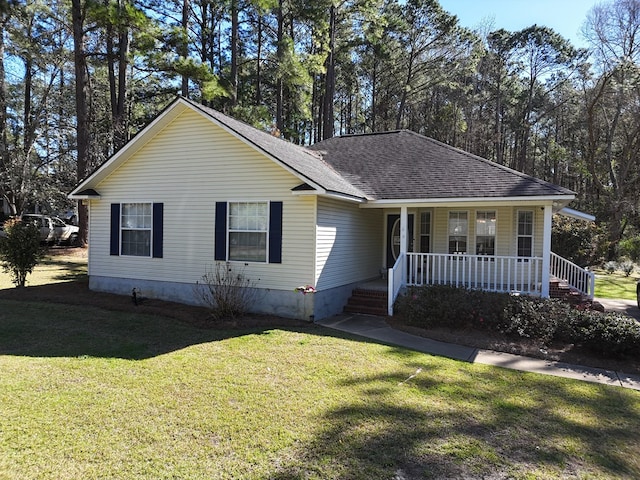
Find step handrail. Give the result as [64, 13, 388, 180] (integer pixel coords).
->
[387, 253, 405, 316]
[550, 252, 595, 298]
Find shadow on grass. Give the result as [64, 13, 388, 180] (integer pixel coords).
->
[263, 348, 640, 478]
[0, 281, 321, 360]
[37, 256, 88, 282]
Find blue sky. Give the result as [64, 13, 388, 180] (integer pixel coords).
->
[437, 0, 601, 48]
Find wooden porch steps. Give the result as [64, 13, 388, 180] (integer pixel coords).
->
[344, 288, 388, 316]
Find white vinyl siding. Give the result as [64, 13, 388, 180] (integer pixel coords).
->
[87, 108, 316, 291]
[315, 197, 382, 289]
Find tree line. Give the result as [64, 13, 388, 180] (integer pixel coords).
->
[0, 0, 639, 260]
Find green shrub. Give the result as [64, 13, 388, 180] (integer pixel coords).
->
[396, 285, 508, 330]
[499, 296, 570, 344]
[0, 218, 45, 287]
[396, 285, 640, 360]
[618, 258, 635, 277]
[562, 311, 640, 358]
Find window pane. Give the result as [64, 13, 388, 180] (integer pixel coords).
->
[421, 212, 431, 235]
[518, 237, 532, 257]
[518, 211, 533, 235]
[448, 212, 467, 235]
[449, 237, 467, 254]
[476, 211, 496, 236]
[228, 202, 268, 232]
[122, 203, 151, 229]
[122, 230, 151, 256]
[229, 232, 267, 262]
[476, 236, 495, 255]
[420, 236, 430, 253]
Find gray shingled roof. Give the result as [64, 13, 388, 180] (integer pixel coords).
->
[308, 130, 575, 200]
[185, 98, 368, 199]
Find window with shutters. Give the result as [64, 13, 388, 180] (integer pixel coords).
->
[121, 203, 152, 256]
[228, 202, 268, 262]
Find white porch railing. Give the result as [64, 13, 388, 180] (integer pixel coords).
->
[388, 253, 405, 316]
[406, 253, 543, 295]
[550, 252, 595, 298]
[386, 252, 594, 316]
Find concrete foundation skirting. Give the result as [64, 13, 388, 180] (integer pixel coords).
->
[88, 276, 364, 321]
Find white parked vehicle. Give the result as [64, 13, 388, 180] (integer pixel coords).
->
[21, 214, 80, 245]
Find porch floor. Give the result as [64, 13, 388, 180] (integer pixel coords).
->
[357, 279, 388, 291]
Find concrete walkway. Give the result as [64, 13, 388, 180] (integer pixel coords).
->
[317, 314, 640, 391]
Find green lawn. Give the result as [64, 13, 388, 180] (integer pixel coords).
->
[594, 269, 639, 300]
[1, 300, 639, 479]
[1, 254, 640, 478]
[0, 250, 87, 290]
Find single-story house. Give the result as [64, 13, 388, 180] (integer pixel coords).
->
[69, 96, 594, 320]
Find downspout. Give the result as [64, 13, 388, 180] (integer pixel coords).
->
[541, 204, 552, 298]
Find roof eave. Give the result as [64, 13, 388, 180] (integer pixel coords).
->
[290, 186, 367, 203]
[360, 195, 575, 208]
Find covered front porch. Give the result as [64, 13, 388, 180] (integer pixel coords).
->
[367, 203, 594, 316]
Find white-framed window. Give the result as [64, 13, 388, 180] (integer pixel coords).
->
[448, 211, 468, 254]
[228, 201, 268, 262]
[420, 211, 431, 253]
[476, 211, 496, 255]
[121, 203, 152, 256]
[517, 210, 534, 257]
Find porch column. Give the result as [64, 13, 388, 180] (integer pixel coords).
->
[541, 204, 552, 297]
[400, 206, 408, 284]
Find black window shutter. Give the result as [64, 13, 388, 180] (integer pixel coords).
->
[269, 201, 283, 263]
[215, 202, 227, 260]
[152, 203, 163, 258]
[110, 203, 120, 256]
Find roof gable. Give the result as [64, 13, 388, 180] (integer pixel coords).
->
[70, 97, 367, 200]
[308, 130, 575, 201]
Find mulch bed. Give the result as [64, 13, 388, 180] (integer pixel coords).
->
[0, 278, 309, 331]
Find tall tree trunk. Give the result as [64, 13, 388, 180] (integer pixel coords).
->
[275, 0, 284, 133]
[229, 0, 238, 108]
[72, 0, 90, 246]
[255, 14, 262, 105]
[181, 0, 190, 97]
[371, 53, 377, 132]
[0, 12, 12, 214]
[114, 11, 129, 149]
[396, 48, 415, 130]
[322, 4, 335, 140]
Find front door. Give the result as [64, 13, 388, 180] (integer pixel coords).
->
[386, 214, 414, 268]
